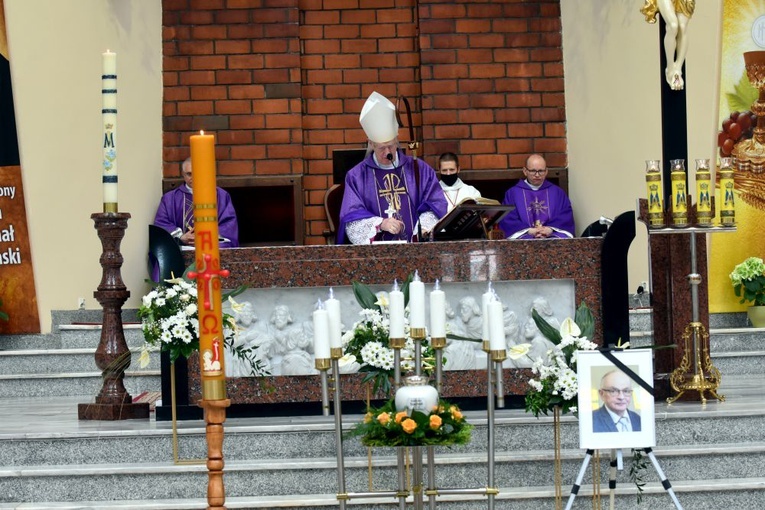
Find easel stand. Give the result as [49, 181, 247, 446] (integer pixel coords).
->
[565, 448, 683, 510]
[326, 334, 503, 508]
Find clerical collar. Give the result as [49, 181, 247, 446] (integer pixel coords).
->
[185, 184, 193, 193]
[525, 179, 542, 191]
[373, 152, 399, 169]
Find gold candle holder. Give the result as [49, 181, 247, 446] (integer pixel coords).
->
[645, 159, 665, 228]
[430, 337, 446, 349]
[389, 337, 406, 349]
[719, 157, 736, 226]
[315, 358, 331, 371]
[330, 347, 343, 360]
[670, 159, 688, 227]
[695, 159, 713, 226]
[490, 349, 507, 362]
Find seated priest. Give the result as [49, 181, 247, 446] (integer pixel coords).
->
[153, 157, 240, 248]
[438, 152, 482, 212]
[337, 91, 447, 245]
[499, 154, 574, 239]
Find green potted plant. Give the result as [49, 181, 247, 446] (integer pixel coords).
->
[730, 256, 765, 327]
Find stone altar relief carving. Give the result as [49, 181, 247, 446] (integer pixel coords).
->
[222, 279, 575, 377]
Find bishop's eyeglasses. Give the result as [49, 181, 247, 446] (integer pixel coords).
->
[525, 167, 547, 175]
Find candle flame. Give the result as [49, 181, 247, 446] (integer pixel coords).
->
[315, 298, 324, 310]
[434, 279, 440, 291]
[328, 287, 334, 299]
[200, 130, 205, 136]
[487, 281, 493, 292]
[392, 279, 399, 292]
[413, 269, 421, 282]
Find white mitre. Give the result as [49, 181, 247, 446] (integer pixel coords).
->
[359, 91, 398, 143]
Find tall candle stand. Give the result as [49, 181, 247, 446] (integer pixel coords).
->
[79, 212, 149, 420]
[639, 198, 731, 404]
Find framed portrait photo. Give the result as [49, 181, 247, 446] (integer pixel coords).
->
[577, 349, 655, 450]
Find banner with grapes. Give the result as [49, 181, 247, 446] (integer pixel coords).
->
[710, 0, 765, 312]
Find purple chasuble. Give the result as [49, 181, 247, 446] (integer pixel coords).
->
[337, 151, 447, 244]
[154, 186, 240, 247]
[499, 180, 574, 239]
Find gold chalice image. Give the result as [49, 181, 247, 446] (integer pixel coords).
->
[730, 51, 765, 212]
[733, 51, 765, 173]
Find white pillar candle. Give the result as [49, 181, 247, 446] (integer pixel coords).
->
[409, 271, 425, 329]
[429, 281, 446, 338]
[482, 283, 493, 341]
[325, 288, 342, 350]
[389, 282, 405, 338]
[102, 50, 118, 213]
[488, 299, 505, 350]
[313, 300, 330, 359]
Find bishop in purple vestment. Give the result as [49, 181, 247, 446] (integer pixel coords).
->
[499, 154, 574, 240]
[337, 91, 447, 245]
[154, 158, 239, 248]
[338, 146, 447, 244]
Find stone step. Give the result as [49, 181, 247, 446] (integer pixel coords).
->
[712, 350, 765, 375]
[0, 443, 763, 504]
[0, 371, 160, 398]
[1, 394, 762, 466]
[0, 348, 160, 374]
[3, 477, 764, 510]
[709, 327, 765, 352]
[59, 324, 146, 349]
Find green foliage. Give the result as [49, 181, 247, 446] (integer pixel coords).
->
[346, 398, 473, 447]
[730, 257, 765, 306]
[628, 449, 649, 504]
[726, 72, 759, 114]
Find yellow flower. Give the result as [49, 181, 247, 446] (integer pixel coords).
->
[377, 412, 391, 426]
[138, 348, 151, 369]
[508, 343, 531, 360]
[429, 415, 442, 430]
[450, 406, 463, 420]
[402, 418, 417, 434]
[364, 412, 373, 424]
[395, 411, 408, 424]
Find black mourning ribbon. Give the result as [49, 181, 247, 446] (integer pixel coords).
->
[598, 347, 655, 397]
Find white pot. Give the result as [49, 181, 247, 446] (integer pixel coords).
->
[395, 375, 439, 414]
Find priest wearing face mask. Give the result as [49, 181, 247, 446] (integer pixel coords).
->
[438, 152, 481, 213]
[337, 91, 447, 245]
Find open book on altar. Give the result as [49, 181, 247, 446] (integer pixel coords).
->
[432, 197, 514, 241]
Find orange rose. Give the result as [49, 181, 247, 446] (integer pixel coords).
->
[450, 406, 463, 420]
[429, 414, 442, 430]
[377, 412, 391, 426]
[395, 411, 408, 424]
[402, 418, 417, 434]
[364, 412, 373, 424]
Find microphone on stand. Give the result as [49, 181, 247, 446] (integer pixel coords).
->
[386, 152, 395, 167]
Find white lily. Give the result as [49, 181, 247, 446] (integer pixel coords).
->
[559, 317, 580, 338]
[508, 343, 532, 360]
[375, 294, 389, 308]
[138, 347, 151, 369]
[227, 295, 246, 314]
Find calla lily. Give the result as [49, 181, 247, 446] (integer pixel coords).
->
[508, 343, 532, 360]
[138, 348, 151, 369]
[227, 296, 246, 314]
[375, 294, 389, 308]
[559, 317, 580, 338]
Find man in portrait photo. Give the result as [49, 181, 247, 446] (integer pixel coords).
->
[592, 369, 642, 433]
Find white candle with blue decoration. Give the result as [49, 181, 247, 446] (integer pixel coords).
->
[102, 50, 118, 213]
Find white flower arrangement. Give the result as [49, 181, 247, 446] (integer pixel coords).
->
[525, 302, 597, 417]
[137, 276, 268, 376]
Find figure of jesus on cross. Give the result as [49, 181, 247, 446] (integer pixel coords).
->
[641, 0, 696, 91]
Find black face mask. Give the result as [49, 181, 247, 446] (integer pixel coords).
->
[441, 173, 459, 186]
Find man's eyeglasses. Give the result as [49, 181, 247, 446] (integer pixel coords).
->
[602, 388, 633, 396]
[525, 167, 547, 176]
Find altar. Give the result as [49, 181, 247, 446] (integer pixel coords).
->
[158, 237, 604, 420]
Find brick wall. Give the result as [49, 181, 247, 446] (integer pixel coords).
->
[162, 0, 566, 245]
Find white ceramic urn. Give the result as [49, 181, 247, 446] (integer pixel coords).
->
[395, 375, 439, 414]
